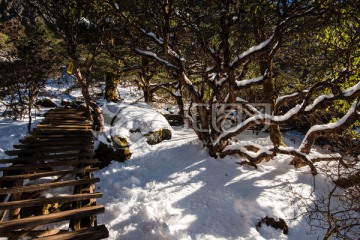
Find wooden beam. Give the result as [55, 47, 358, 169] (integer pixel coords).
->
[0, 205, 105, 231]
[0, 153, 95, 164]
[0, 168, 98, 182]
[0, 159, 98, 171]
[5, 147, 94, 156]
[36, 225, 109, 240]
[0, 229, 67, 238]
[20, 137, 93, 144]
[14, 141, 94, 149]
[0, 178, 100, 195]
[0, 192, 103, 210]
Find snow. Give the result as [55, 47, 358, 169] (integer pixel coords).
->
[343, 81, 360, 97]
[276, 92, 299, 105]
[174, 89, 182, 97]
[95, 128, 330, 239]
[135, 49, 178, 70]
[141, 29, 164, 45]
[300, 101, 359, 151]
[304, 94, 334, 112]
[230, 34, 274, 67]
[216, 77, 227, 86]
[236, 76, 264, 88]
[101, 102, 172, 150]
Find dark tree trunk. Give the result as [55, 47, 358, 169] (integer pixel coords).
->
[260, 60, 284, 147]
[72, 56, 104, 132]
[105, 72, 119, 102]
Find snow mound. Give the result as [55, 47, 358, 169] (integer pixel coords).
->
[98, 102, 173, 152]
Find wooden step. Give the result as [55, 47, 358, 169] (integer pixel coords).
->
[5, 147, 93, 156]
[0, 178, 100, 195]
[0, 192, 102, 210]
[0, 167, 98, 182]
[31, 129, 92, 133]
[21, 135, 93, 142]
[40, 121, 92, 126]
[0, 205, 105, 231]
[13, 143, 94, 150]
[14, 141, 94, 149]
[0, 159, 99, 171]
[37, 126, 91, 130]
[37, 124, 92, 128]
[43, 115, 88, 119]
[48, 108, 85, 112]
[0, 153, 95, 164]
[0, 229, 68, 239]
[37, 224, 109, 240]
[44, 111, 87, 115]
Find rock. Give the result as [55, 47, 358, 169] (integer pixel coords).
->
[256, 216, 288, 235]
[146, 128, 172, 145]
[162, 129, 172, 140]
[95, 140, 132, 169]
[36, 98, 57, 108]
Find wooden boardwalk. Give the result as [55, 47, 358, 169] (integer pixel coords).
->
[0, 108, 109, 239]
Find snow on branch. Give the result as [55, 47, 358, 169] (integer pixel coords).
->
[275, 90, 309, 105]
[221, 144, 318, 175]
[135, 48, 179, 70]
[230, 34, 274, 68]
[235, 75, 265, 88]
[140, 29, 164, 45]
[299, 100, 360, 154]
[213, 103, 304, 145]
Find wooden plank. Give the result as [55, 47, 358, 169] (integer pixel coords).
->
[29, 131, 92, 137]
[32, 129, 92, 133]
[5, 147, 93, 156]
[43, 115, 88, 119]
[0, 205, 105, 231]
[0, 159, 99, 171]
[0, 153, 95, 164]
[37, 124, 91, 128]
[36, 224, 109, 240]
[19, 138, 93, 144]
[48, 108, 84, 112]
[12, 144, 94, 151]
[0, 167, 98, 182]
[44, 112, 87, 115]
[22, 135, 93, 141]
[40, 122, 92, 126]
[0, 178, 100, 194]
[14, 141, 93, 149]
[0, 192, 102, 210]
[0, 229, 67, 238]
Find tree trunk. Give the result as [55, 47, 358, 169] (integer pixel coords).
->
[105, 72, 119, 102]
[72, 57, 104, 132]
[260, 60, 284, 147]
[27, 91, 34, 133]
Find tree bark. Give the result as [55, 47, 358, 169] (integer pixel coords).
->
[72, 56, 104, 132]
[105, 72, 119, 102]
[260, 60, 284, 147]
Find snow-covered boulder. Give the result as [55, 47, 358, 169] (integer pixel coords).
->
[101, 102, 173, 148]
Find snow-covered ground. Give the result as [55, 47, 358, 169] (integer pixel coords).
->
[95, 127, 332, 240]
[0, 80, 356, 239]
